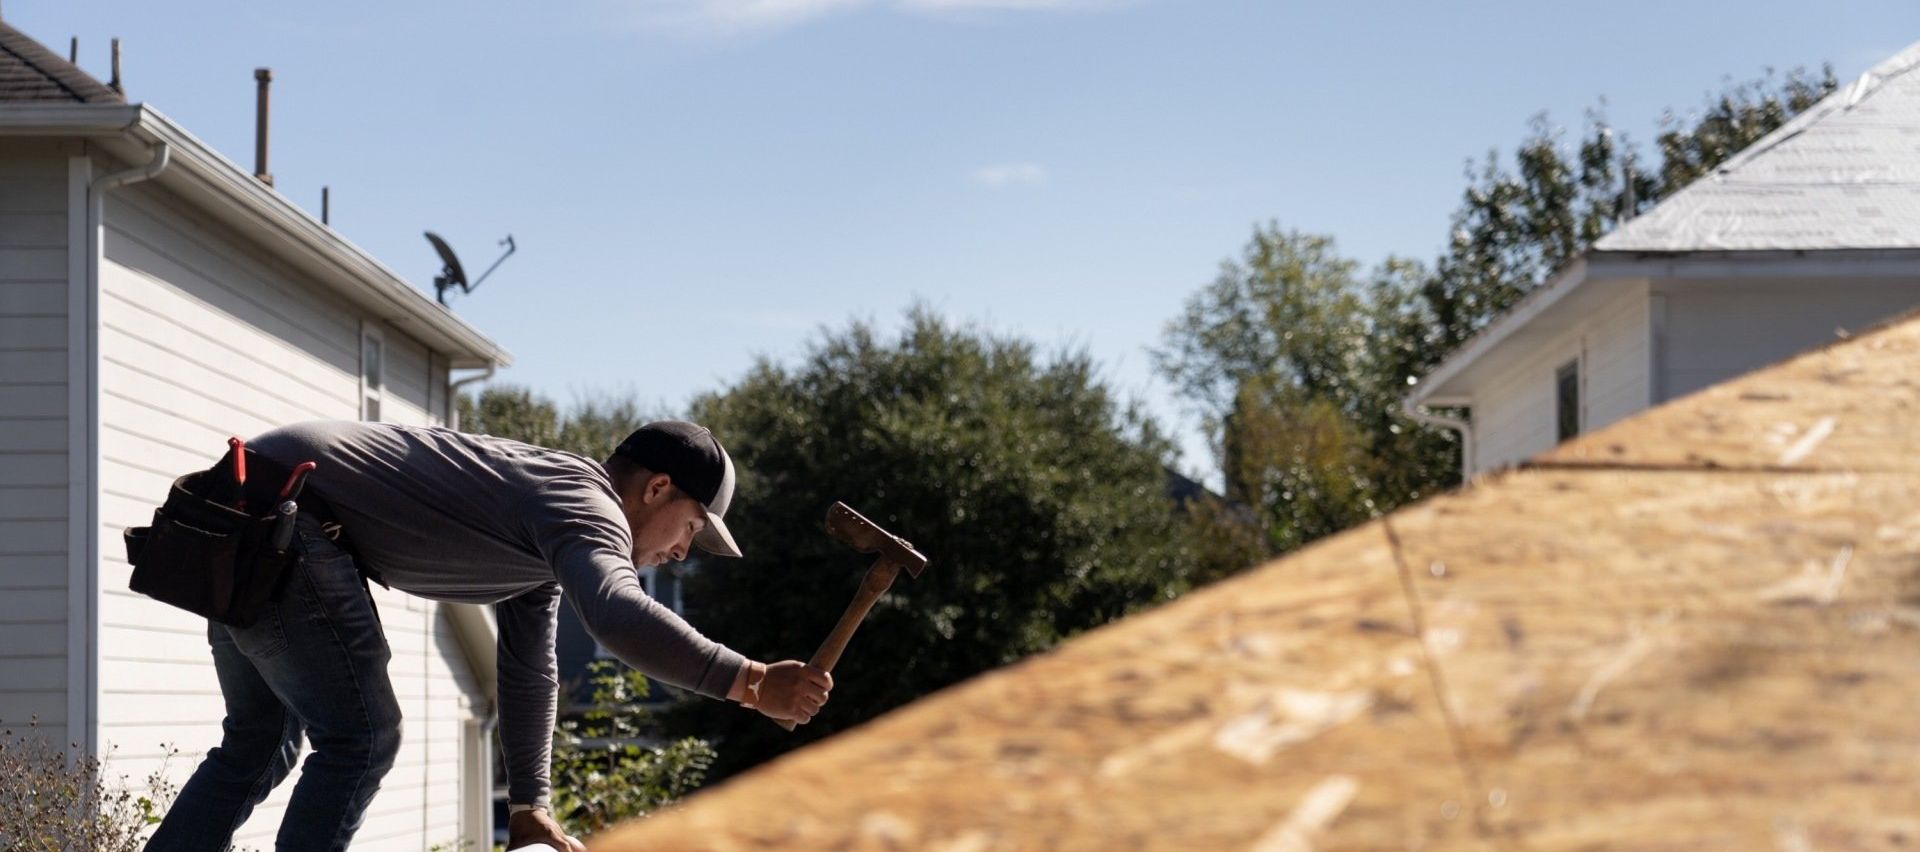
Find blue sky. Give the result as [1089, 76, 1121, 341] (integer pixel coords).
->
[13, 1, 1919, 480]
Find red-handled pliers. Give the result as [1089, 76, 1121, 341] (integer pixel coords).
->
[227, 436, 247, 510]
[279, 462, 317, 500]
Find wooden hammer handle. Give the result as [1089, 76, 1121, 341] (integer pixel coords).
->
[775, 560, 900, 731]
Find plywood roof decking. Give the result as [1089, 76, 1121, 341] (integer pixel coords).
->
[593, 312, 1920, 850]
[0, 21, 123, 104]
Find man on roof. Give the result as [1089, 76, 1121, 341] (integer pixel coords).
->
[146, 420, 831, 852]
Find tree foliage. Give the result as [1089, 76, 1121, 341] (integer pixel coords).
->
[1160, 64, 1837, 567]
[1155, 230, 1454, 562]
[664, 308, 1196, 775]
[457, 385, 561, 450]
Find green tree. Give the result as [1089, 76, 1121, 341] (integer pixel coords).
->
[1155, 229, 1454, 561]
[665, 308, 1196, 776]
[1160, 65, 1837, 571]
[456, 385, 560, 448]
[556, 393, 655, 463]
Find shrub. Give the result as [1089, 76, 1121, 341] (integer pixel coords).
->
[0, 719, 180, 852]
[550, 662, 718, 835]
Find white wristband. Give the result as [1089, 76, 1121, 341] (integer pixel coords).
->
[742, 663, 765, 709]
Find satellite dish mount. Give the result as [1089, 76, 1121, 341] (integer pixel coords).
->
[426, 231, 516, 306]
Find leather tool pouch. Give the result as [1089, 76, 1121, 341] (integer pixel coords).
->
[123, 447, 298, 628]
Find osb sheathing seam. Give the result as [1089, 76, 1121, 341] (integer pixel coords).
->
[591, 313, 1920, 851]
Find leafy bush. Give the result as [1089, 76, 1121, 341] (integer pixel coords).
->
[0, 719, 180, 852]
[550, 662, 718, 835]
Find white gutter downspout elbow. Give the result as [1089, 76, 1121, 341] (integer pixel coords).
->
[447, 364, 496, 430]
[93, 140, 171, 194]
[1401, 397, 1475, 481]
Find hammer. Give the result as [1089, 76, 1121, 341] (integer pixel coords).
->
[776, 501, 929, 731]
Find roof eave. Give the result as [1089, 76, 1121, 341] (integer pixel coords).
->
[1404, 244, 1920, 410]
[0, 102, 140, 134]
[1403, 256, 1592, 408]
[0, 103, 512, 370]
[443, 603, 498, 708]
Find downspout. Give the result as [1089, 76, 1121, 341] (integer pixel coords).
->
[442, 601, 499, 842]
[72, 139, 170, 757]
[1401, 398, 1475, 481]
[447, 364, 496, 430]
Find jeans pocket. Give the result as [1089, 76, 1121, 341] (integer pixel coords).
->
[228, 599, 288, 658]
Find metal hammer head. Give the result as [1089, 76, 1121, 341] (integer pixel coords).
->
[825, 502, 928, 578]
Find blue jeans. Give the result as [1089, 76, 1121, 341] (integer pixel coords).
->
[147, 515, 401, 852]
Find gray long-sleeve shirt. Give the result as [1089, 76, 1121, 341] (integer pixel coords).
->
[250, 420, 747, 807]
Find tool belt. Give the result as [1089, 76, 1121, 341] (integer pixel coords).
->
[123, 444, 337, 627]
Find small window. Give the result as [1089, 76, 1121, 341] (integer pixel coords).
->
[360, 324, 385, 422]
[1555, 359, 1580, 442]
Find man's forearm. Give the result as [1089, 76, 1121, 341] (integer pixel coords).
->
[496, 589, 562, 807]
[497, 670, 557, 807]
[576, 583, 749, 698]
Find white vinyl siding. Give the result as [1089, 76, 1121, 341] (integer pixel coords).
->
[1659, 277, 1920, 401]
[92, 177, 477, 849]
[1576, 286, 1652, 432]
[1470, 281, 1650, 474]
[379, 331, 444, 427]
[0, 141, 71, 747]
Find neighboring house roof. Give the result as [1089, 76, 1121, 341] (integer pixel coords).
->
[0, 24, 509, 369]
[595, 308, 1920, 849]
[0, 20, 124, 104]
[1162, 466, 1216, 508]
[1600, 40, 1920, 252]
[1408, 41, 1920, 408]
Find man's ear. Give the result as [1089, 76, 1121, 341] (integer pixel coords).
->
[642, 472, 675, 505]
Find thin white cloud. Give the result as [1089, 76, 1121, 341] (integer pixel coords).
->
[637, 0, 875, 36]
[972, 162, 1047, 187]
[629, 0, 1130, 37]
[900, 0, 1126, 10]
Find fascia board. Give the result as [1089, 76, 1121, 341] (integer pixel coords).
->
[2, 103, 512, 368]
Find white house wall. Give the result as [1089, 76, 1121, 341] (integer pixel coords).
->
[94, 177, 480, 850]
[1471, 281, 1651, 475]
[0, 140, 73, 748]
[1659, 277, 1920, 402]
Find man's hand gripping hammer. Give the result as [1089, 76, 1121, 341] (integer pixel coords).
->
[776, 502, 929, 731]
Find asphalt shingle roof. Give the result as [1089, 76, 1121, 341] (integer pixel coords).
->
[1599, 41, 1920, 252]
[0, 20, 123, 104]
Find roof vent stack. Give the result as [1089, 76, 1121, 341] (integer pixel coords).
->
[68, 37, 76, 63]
[109, 37, 120, 93]
[253, 67, 272, 186]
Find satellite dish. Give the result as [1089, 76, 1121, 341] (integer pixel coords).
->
[425, 231, 516, 307]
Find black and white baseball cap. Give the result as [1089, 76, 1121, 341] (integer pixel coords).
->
[612, 421, 741, 558]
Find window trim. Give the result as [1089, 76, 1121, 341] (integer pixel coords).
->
[360, 322, 386, 422]
[1555, 357, 1582, 443]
